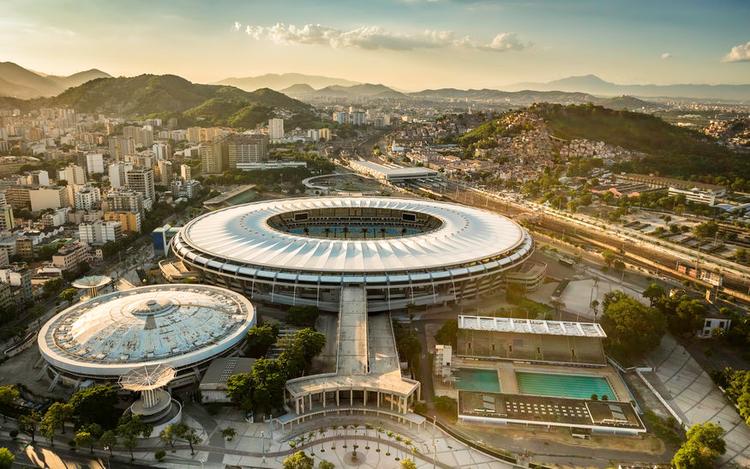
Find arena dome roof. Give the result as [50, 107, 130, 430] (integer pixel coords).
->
[38, 284, 255, 377]
[177, 197, 528, 273]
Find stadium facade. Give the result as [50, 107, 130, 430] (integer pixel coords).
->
[169, 197, 534, 311]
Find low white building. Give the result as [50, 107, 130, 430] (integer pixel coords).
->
[79, 221, 122, 246]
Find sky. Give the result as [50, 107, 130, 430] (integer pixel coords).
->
[1, 0, 749, 90]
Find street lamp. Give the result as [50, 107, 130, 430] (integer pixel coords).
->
[260, 431, 266, 464]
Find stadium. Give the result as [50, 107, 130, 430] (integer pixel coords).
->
[37, 284, 256, 388]
[169, 197, 535, 311]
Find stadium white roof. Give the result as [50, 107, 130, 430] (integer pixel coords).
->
[350, 160, 439, 180]
[38, 284, 255, 377]
[458, 315, 606, 338]
[179, 197, 528, 273]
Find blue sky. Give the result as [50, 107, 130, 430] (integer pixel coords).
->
[1, 0, 748, 89]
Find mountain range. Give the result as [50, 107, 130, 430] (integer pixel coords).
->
[0, 62, 111, 99]
[217, 73, 359, 91]
[0, 73, 315, 130]
[504, 74, 750, 102]
[280, 82, 660, 110]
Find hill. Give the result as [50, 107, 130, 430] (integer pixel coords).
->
[0, 62, 110, 99]
[535, 104, 748, 178]
[409, 88, 658, 110]
[283, 83, 407, 101]
[217, 73, 359, 91]
[0, 74, 315, 129]
[505, 74, 750, 102]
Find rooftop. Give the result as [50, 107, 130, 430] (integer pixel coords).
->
[458, 315, 606, 338]
[38, 284, 255, 376]
[178, 197, 528, 273]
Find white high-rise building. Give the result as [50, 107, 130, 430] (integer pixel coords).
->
[157, 160, 173, 185]
[108, 162, 133, 189]
[79, 221, 122, 246]
[152, 142, 172, 161]
[85, 153, 105, 174]
[58, 164, 86, 185]
[73, 185, 102, 211]
[180, 164, 192, 181]
[125, 168, 156, 204]
[268, 118, 284, 142]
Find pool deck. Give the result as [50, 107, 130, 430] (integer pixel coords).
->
[451, 357, 630, 403]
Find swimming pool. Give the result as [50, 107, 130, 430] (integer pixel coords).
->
[454, 369, 501, 393]
[516, 371, 615, 400]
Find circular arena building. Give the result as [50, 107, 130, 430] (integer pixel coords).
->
[38, 284, 256, 387]
[170, 197, 534, 312]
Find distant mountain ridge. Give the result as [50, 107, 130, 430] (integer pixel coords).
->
[504, 74, 750, 101]
[0, 62, 111, 99]
[282, 83, 660, 110]
[0, 74, 315, 129]
[283, 83, 407, 100]
[217, 73, 359, 91]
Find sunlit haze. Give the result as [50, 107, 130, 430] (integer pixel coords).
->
[2, 0, 749, 88]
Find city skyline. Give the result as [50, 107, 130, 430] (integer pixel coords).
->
[1, 0, 749, 90]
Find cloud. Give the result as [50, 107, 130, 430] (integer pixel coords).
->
[234, 22, 528, 52]
[660, 52, 671, 60]
[483, 33, 526, 52]
[723, 41, 750, 63]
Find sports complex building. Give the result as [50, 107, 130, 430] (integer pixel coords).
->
[168, 197, 536, 312]
[439, 315, 645, 435]
[37, 284, 256, 389]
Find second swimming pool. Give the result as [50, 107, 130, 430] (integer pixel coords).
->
[516, 371, 615, 400]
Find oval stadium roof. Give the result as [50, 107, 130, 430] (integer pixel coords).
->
[178, 197, 528, 273]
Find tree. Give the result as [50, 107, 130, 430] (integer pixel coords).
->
[642, 283, 666, 307]
[74, 430, 95, 453]
[58, 288, 78, 303]
[19, 411, 41, 444]
[0, 385, 19, 419]
[400, 459, 417, 469]
[68, 384, 119, 428]
[673, 299, 707, 337]
[116, 414, 153, 461]
[160, 424, 177, 449]
[221, 427, 236, 441]
[286, 305, 320, 328]
[693, 221, 719, 240]
[0, 448, 14, 469]
[283, 451, 314, 469]
[600, 293, 666, 362]
[43, 402, 73, 439]
[672, 422, 726, 468]
[249, 358, 287, 415]
[173, 424, 200, 455]
[98, 430, 117, 456]
[318, 461, 335, 469]
[244, 323, 279, 358]
[434, 319, 458, 348]
[227, 372, 254, 412]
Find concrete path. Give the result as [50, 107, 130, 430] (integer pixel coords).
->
[647, 334, 750, 467]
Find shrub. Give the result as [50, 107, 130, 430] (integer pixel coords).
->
[155, 449, 166, 461]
